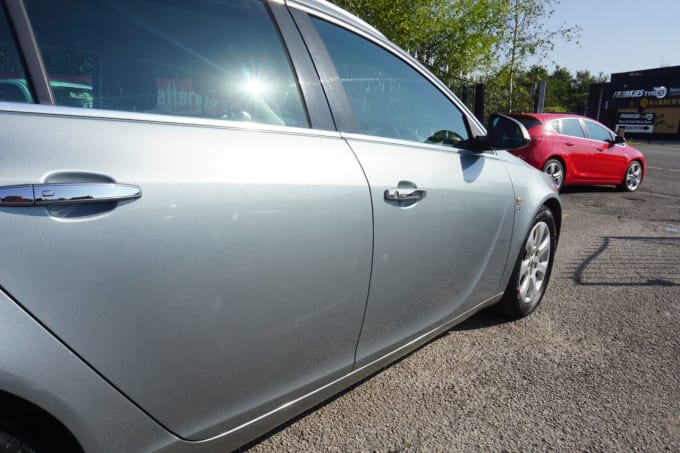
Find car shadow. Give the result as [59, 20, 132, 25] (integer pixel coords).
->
[450, 306, 512, 332]
[560, 185, 619, 194]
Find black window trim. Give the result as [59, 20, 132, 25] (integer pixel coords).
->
[2, 0, 54, 104]
[288, 7, 357, 134]
[268, 1, 334, 131]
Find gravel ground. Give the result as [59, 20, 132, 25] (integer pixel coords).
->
[246, 147, 680, 452]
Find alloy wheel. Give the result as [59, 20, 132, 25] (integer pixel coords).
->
[543, 160, 564, 190]
[625, 161, 642, 191]
[518, 221, 551, 305]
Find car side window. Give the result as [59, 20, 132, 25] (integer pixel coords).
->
[23, 0, 308, 128]
[584, 120, 613, 142]
[548, 120, 560, 133]
[311, 18, 470, 147]
[0, 8, 32, 103]
[560, 118, 586, 138]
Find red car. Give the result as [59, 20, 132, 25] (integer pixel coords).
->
[508, 113, 646, 192]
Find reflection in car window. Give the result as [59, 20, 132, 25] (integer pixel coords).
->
[513, 116, 542, 130]
[0, 8, 32, 103]
[584, 120, 613, 142]
[312, 18, 469, 147]
[548, 120, 560, 132]
[561, 118, 585, 138]
[24, 0, 308, 128]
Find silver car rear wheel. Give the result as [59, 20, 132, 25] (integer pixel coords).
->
[542, 159, 564, 190]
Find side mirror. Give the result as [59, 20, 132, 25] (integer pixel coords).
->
[606, 135, 625, 146]
[486, 114, 531, 150]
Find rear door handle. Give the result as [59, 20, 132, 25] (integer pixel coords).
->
[0, 183, 142, 207]
[384, 187, 427, 201]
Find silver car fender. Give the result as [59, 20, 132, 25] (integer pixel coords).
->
[498, 151, 562, 289]
[0, 288, 178, 452]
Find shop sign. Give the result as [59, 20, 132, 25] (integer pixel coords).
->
[615, 112, 655, 134]
[612, 86, 668, 99]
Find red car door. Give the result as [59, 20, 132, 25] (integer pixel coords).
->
[558, 118, 594, 180]
[583, 120, 628, 181]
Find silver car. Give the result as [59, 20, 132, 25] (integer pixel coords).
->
[0, 0, 560, 451]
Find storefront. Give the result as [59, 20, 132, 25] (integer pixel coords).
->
[587, 65, 680, 140]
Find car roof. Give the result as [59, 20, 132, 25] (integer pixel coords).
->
[288, 0, 386, 40]
[509, 112, 593, 122]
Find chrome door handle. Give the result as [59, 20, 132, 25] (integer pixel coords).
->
[0, 183, 142, 207]
[384, 188, 427, 201]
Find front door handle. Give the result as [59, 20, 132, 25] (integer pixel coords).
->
[0, 183, 142, 207]
[384, 187, 427, 201]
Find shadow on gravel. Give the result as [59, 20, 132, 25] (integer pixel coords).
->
[560, 185, 619, 194]
[573, 236, 680, 286]
[451, 307, 511, 332]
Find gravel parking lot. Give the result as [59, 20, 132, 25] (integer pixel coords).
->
[247, 144, 680, 452]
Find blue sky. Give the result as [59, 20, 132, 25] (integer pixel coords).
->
[530, 0, 679, 78]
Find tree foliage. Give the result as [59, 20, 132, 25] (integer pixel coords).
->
[494, 0, 581, 111]
[331, 0, 509, 78]
[486, 65, 607, 117]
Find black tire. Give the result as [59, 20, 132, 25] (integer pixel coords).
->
[0, 431, 36, 453]
[498, 206, 557, 319]
[618, 160, 643, 192]
[542, 158, 564, 191]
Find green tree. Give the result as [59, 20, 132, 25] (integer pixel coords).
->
[566, 70, 607, 114]
[544, 66, 572, 112]
[331, 0, 509, 81]
[488, 65, 608, 117]
[494, 0, 580, 111]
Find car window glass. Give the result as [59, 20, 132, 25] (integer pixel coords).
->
[0, 8, 32, 103]
[548, 120, 560, 132]
[584, 120, 613, 142]
[24, 0, 308, 127]
[560, 118, 585, 138]
[513, 116, 541, 130]
[312, 18, 469, 146]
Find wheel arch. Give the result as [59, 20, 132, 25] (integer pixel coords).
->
[543, 197, 562, 244]
[618, 158, 645, 191]
[633, 157, 645, 180]
[0, 389, 84, 452]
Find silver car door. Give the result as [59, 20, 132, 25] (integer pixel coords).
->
[348, 143, 515, 364]
[0, 0, 372, 440]
[304, 15, 516, 366]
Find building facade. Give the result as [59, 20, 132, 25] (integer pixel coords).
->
[587, 65, 680, 140]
